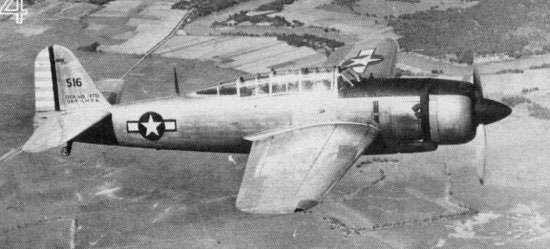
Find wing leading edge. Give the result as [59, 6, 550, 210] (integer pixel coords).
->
[237, 123, 379, 214]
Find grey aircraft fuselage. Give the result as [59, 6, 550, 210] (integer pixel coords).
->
[75, 78, 506, 156]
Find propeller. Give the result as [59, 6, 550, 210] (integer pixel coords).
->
[473, 67, 487, 185]
[473, 67, 483, 100]
[475, 124, 487, 185]
[173, 67, 180, 96]
[471, 67, 512, 184]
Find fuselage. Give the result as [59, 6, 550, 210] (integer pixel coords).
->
[76, 78, 479, 155]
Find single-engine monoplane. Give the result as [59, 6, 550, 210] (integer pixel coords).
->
[23, 39, 511, 214]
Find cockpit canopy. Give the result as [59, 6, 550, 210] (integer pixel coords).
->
[194, 67, 354, 98]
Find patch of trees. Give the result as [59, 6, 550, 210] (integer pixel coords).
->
[522, 87, 539, 94]
[221, 32, 260, 37]
[386, 0, 420, 3]
[394, 68, 412, 77]
[77, 42, 101, 52]
[172, 0, 251, 17]
[308, 25, 340, 33]
[88, 0, 114, 5]
[217, 10, 292, 27]
[220, 32, 345, 50]
[256, 0, 296, 12]
[500, 95, 550, 119]
[501, 96, 531, 107]
[333, 0, 359, 8]
[293, 20, 305, 27]
[274, 33, 345, 50]
[528, 103, 550, 120]
[387, 0, 550, 59]
[23, 0, 38, 5]
[530, 63, 550, 70]
[495, 69, 524, 74]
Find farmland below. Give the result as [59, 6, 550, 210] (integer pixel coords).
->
[1, 1, 550, 249]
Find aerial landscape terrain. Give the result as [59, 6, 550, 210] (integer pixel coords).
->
[1, 0, 550, 248]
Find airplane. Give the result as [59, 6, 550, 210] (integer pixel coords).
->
[22, 39, 512, 214]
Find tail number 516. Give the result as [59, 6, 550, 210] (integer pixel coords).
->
[66, 78, 82, 87]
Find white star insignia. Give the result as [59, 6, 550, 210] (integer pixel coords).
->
[349, 55, 382, 67]
[349, 54, 382, 72]
[342, 49, 383, 73]
[140, 115, 161, 136]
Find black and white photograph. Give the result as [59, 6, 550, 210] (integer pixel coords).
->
[0, 0, 548, 248]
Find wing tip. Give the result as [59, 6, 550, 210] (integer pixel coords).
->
[294, 199, 319, 213]
[236, 206, 292, 215]
[236, 199, 320, 214]
[21, 144, 33, 153]
[21, 139, 52, 153]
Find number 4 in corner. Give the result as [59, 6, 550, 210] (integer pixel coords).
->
[0, 0, 27, 24]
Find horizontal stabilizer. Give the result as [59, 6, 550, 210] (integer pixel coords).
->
[22, 109, 110, 153]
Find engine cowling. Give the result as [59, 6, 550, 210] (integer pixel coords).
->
[428, 94, 476, 144]
[350, 77, 510, 155]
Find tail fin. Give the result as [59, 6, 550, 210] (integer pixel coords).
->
[34, 45, 110, 113]
[360, 38, 398, 79]
[337, 38, 399, 80]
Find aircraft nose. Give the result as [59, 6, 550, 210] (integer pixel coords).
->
[475, 98, 512, 125]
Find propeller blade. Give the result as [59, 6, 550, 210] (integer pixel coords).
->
[173, 67, 180, 96]
[475, 124, 487, 185]
[473, 66, 484, 99]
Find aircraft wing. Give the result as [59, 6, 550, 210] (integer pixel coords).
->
[22, 109, 110, 153]
[236, 122, 379, 214]
[326, 38, 399, 79]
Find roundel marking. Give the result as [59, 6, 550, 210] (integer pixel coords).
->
[126, 112, 177, 141]
[138, 112, 165, 141]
